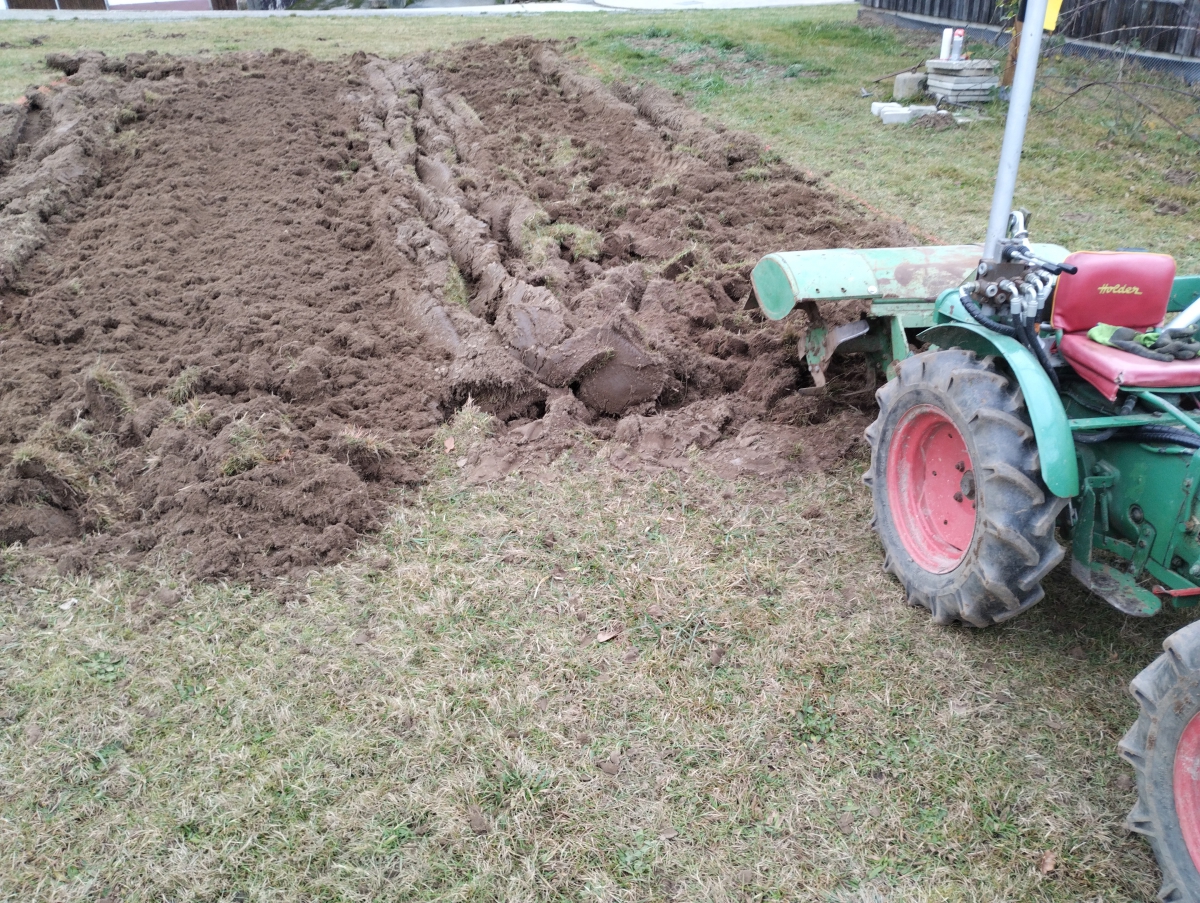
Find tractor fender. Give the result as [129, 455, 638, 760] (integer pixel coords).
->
[918, 323, 1079, 499]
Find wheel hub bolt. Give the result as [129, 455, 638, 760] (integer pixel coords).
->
[955, 461, 965, 472]
[954, 491, 964, 502]
[960, 470, 976, 500]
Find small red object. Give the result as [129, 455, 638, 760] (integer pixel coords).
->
[1153, 586, 1200, 598]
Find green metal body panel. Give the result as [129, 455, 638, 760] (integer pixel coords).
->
[1169, 274, 1200, 313]
[1071, 441, 1200, 615]
[1061, 388, 1200, 613]
[752, 249, 880, 320]
[919, 319, 1080, 499]
[750, 244, 1069, 321]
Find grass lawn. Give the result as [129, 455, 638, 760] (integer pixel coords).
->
[2, 7, 1200, 901]
[2, 409, 1192, 901]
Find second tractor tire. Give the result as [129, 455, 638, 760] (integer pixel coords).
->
[1121, 620, 1200, 903]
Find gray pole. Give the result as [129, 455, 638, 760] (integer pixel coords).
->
[982, 0, 1050, 262]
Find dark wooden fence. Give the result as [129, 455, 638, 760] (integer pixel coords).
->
[860, 0, 1200, 57]
[7, 0, 107, 8]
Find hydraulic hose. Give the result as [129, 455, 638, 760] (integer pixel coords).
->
[959, 291, 1019, 337]
[1127, 425, 1200, 449]
[959, 289, 1060, 388]
[1018, 318, 1061, 391]
[1074, 427, 1200, 448]
[1074, 429, 1116, 444]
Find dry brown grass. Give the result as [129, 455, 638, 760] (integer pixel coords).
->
[0, 408, 1188, 901]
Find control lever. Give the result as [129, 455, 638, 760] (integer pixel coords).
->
[1001, 246, 1078, 276]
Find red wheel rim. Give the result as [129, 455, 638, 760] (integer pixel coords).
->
[885, 405, 977, 574]
[1175, 711, 1200, 872]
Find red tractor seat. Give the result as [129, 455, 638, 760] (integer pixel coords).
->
[1049, 251, 1184, 400]
[1058, 334, 1200, 400]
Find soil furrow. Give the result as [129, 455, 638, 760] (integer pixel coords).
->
[0, 40, 917, 584]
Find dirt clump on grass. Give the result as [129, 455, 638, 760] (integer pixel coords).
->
[0, 40, 913, 584]
[912, 111, 957, 131]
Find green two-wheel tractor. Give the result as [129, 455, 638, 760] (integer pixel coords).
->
[751, 2, 1200, 897]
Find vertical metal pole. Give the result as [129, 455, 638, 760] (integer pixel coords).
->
[983, 0, 1050, 262]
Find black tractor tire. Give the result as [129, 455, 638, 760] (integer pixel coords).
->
[864, 349, 1066, 627]
[1121, 621, 1200, 903]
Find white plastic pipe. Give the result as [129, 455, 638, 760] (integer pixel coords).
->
[1169, 294, 1200, 330]
[983, 0, 1050, 262]
[940, 28, 953, 60]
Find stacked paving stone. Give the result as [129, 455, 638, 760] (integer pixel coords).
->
[925, 59, 999, 103]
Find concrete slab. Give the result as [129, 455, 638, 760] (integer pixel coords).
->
[879, 108, 913, 124]
[892, 70, 926, 101]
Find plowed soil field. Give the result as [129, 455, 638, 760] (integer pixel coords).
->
[0, 39, 913, 585]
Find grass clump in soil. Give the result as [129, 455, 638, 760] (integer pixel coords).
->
[522, 216, 603, 266]
[7, 422, 127, 531]
[443, 260, 469, 308]
[167, 399, 212, 430]
[86, 365, 134, 416]
[544, 222, 603, 262]
[8, 441, 87, 498]
[218, 421, 268, 477]
[337, 425, 393, 459]
[337, 425, 395, 481]
[165, 367, 202, 406]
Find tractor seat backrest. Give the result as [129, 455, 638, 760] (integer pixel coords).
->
[1049, 251, 1177, 334]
